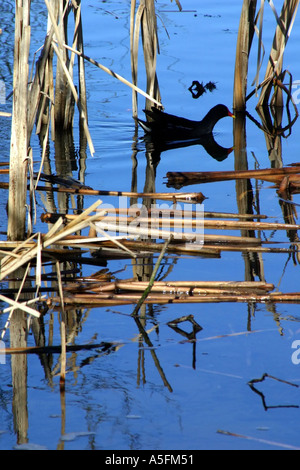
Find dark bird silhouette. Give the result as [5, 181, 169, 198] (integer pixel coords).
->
[137, 104, 234, 139]
[137, 104, 234, 163]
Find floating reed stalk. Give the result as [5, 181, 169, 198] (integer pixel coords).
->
[34, 183, 205, 203]
[94, 220, 261, 245]
[48, 213, 300, 232]
[64, 278, 274, 294]
[42, 207, 267, 221]
[48, 291, 300, 307]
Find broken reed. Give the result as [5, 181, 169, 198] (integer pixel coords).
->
[42, 210, 300, 232]
[165, 164, 300, 187]
[47, 270, 300, 308]
[48, 291, 300, 307]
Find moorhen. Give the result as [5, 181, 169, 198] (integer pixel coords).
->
[137, 104, 235, 142]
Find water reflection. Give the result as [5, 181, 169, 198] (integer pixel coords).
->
[247, 373, 299, 411]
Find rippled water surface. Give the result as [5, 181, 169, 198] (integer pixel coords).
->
[1, 0, 300, 450]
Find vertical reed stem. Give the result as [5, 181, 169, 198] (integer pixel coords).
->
[233, 0, 257, 111]
[258, 0, 300, 107]
[8, 0, 31, 241]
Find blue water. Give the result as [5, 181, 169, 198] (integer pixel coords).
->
[1, 0, 300, 450]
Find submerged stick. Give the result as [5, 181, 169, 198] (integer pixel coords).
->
[217, 429, 300, 451]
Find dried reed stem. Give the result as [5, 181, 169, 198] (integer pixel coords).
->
[166, 165, 300, 186]
[233, 0, 257, 111]
[0, 201, 105, 281]
[48, 291, 300, 307]
[8, 1, 31, 241]
[62, 41, 162, 109]
[258, 0, 300, 107]
[35, 183, 204, 203]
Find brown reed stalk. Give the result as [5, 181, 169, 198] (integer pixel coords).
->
[166, 165, 300, 186]
[42, 207, 267, 221]
[130, 0, 162, 115]
[46, 212, 300, 233]
[34, 183, 205, 204]
[63, 42, 162, 109]
[0, 200, 105, 281]
[48, 0, 70, 128]
[27, 29, 54, 139]
[75, 0, 88, 130]
[48, 291, 300, 307]
[233, 0, 257, 111]
[89, 279, 275, 294]
[7, 0, 31, 241]
[130, 0, 139, 117]
[258, 0, 300, 107]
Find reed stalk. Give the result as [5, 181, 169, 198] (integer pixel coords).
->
[130, 0, 162, 116]
[34, 183, 205, 203]
[0, 200, 105, 281]
[233, 0, 257, 111]
[48, 291, 300, 307]
[63, 42, 162, 109]
[258, 0, 300, 107]
[55, 213, 300, 232]
[7, 0, 31, 241]
[94, 219, 261, 245]
[166, 165, 300, 186]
